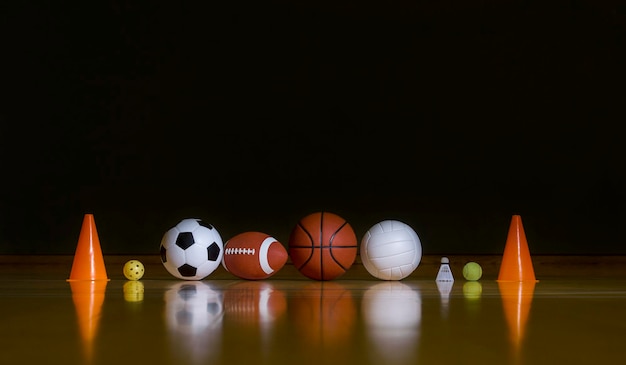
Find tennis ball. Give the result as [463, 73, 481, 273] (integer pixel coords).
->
[462, 261, 482, 281]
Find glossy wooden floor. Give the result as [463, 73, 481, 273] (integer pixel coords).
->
[2, 255, 626, 365]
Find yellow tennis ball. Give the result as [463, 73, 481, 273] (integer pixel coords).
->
[123, 259, 145, 281]
[462, 261, 482, 281]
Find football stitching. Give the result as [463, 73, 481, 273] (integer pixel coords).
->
[225, 248, 256, 255]
[224, 237, 277, 276]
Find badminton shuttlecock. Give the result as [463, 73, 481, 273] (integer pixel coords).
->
[436, 257, 454, 282]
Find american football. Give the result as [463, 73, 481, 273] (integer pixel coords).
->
[222, 232, 288, 280]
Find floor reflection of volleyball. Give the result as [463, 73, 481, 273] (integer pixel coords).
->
[164, 281, 224, 334]
[360, 220, 422, 280]
[362, 282, 421, 362]
[289, 282, 356, 347]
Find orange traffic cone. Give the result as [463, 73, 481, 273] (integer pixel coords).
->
[67, 214, 109, 281]
[497, 215, 537, 282]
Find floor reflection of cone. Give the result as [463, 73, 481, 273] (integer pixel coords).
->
[70, 280, 107, 363]
[498, 280, 536, 362]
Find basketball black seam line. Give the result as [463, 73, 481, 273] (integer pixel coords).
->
[293, 223, 315, 270]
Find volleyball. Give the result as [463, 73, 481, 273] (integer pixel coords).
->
[360, 220, 422, 280]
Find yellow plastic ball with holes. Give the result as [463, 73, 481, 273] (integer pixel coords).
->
[123, 260, 145, 280]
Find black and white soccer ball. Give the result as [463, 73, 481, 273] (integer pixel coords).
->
[160, 218, 224, 280]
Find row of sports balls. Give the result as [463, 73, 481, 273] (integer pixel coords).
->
[160, 211, 422, 281]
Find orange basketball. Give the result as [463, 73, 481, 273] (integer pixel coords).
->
[288, 211, 358, 280]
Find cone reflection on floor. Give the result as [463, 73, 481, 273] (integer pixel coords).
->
[68, 214, 109, 282]
[498, 280, 536, 362]
[70, 280, 108, 363]
[497, 215, 537, 282]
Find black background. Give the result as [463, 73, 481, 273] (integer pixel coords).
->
[1, 1, 625, 255]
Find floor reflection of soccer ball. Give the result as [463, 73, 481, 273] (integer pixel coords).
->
[360, 220, 422, 280]
[164, 281, 224, 334]
[160, 218, 224, 280]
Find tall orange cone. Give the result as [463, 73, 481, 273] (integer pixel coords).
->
[497, 215, 537, 282]
[67, 214, 109, 281]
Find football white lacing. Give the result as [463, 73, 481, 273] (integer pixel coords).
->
[226, 247, 255, 255]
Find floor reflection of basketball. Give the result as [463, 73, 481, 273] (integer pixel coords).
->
[289, 282, 356, 347]
[288, 211, 357, 281]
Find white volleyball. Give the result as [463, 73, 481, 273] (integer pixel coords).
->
[360, 220, 422, 280]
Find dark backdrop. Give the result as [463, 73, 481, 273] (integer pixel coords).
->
[1, 1, 625, 255]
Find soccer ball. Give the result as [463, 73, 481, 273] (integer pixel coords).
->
[160, 218, 224, 280]
[360, 220, 422, 280]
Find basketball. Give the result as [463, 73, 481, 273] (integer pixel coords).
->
[288, 211, 358, 281]
[360, 219, 422, 280]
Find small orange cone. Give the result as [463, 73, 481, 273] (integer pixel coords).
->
[498, 215, 537, 282]
[67, 214, 109, 281]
